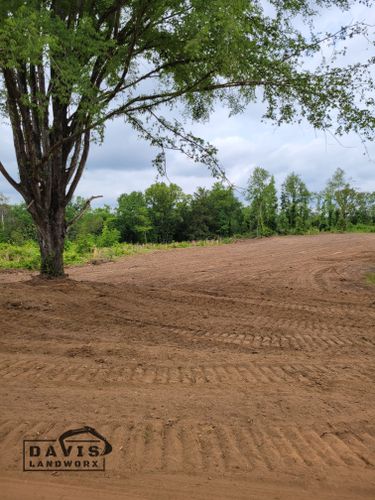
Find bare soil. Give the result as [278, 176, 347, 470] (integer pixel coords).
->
[0, 233, 374, 499]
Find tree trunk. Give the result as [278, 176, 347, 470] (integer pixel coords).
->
[37, 210, 66, 278]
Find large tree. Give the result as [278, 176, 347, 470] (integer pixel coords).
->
[0, 1, 374, 276]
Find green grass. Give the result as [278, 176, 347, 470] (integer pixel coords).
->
[366, 273, 375, 285]
[330, 223, 375, 234]
[0, 238, 235, 271]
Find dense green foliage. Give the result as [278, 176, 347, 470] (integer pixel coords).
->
[0, 168, 374, 270]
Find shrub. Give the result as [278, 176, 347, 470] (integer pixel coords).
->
[0, 241, 40, 269]
[96, 224, 121, 248]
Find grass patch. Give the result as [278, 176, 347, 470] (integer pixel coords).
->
[330, 224, 375, 234]
[0, 238, 236, 271]
[366, 273, 375, 285]
[348, 224, 375, 233]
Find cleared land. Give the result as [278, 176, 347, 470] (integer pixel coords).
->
[0, 233, 374, 499]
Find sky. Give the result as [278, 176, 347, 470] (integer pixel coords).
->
[0, 2, 374, 207]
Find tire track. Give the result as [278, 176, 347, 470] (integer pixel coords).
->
[1, 419, 373, 473]
[148, 286, 375, 321]
[108, 302, 375, 344]
[0, 358, 373, 386]
[171, 328, 375, 351]
[100, 420, 375, 473]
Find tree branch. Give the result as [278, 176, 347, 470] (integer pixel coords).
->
[65, 131, 90, 203]
[0, 160, 23, 195]
[66, 195, 103, 228]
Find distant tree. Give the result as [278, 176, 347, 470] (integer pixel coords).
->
[187, 188, 213, 240]
[319, 168, 344, 229]
[65, 200, 115, 252]
[367, 193, 375, 224]
[187, 184, 243, 239]
[145, 183, 183, 243]
[246, 167, 278, 236]
[0, 201, 37, 244]
[1, 1, 374, 276]
[174, 193, 193, 242]
[80, 206, 113, 238]
[319, 168, 358, 230]
[116, 192, 152, 243]
[354, 192, 375, 225]
[335, 185, 357, 229]
[279, 173, 310, 233]
[207, 183, 244, 237]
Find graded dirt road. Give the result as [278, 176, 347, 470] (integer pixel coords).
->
[0, 233, 374, 499]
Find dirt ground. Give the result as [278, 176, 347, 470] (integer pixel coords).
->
[0, 233, 374, 499]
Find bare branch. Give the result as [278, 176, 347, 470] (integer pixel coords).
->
[26, 199, 35, 210]
[66, 195, 103, 228]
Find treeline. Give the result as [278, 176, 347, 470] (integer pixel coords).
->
[0, 168, 374, 247]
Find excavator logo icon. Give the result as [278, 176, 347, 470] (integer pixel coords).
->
[23, 426, 112, 471]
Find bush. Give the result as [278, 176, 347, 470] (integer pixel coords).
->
[96, 224, 121, 248]
[0, 241, 40, 269]
[75, 234, 96, 253]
